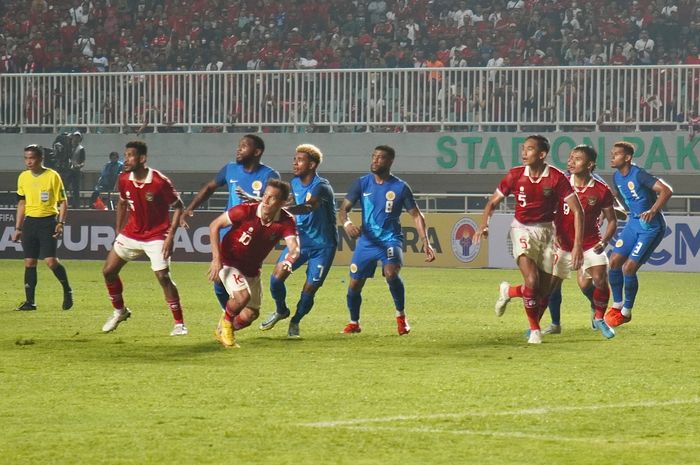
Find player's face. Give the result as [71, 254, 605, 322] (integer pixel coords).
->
[520, 139, 547, 166]
[23, 151, 42, 171]
[568, 150, 591, 175]
[292, 152, 315, 177]
[610, 146, 631, 169]
[236, 137, 259, 164]
[260, 186, 286, 217]
[122, 147, 145, 172]
[370, 149, 393, 175]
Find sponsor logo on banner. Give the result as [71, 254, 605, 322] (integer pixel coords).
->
[451, 217, 480, 263]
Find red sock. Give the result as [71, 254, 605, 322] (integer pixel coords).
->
[522, 286, 540, 330]
[233, 313, 253, 330]
[167, 299, 184, 324]
[106, 278, 124, 310]
[508, 285, 523, 298]
[224, 299, 238, 322]
[536, 297, 549, 322]
[592, 286, 610, 320]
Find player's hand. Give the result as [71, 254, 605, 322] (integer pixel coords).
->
[593, 240, 608, 254]
[208, 259, 222, 282]
[162, 235, 174, 259]
[640, 209, 656, 223]
[613, 205, 628, 221]
[344, 221, 361, 239]
[473, 225, 488, 243]
[424, 243, 436, 262]
[236, 187, 257, 203]
[280, 260, 294, 273]
[571, 245, 583, 270]
[179, 209, 193, 229]
[52, 223, 64, 239]
[12, 229, 22, 242]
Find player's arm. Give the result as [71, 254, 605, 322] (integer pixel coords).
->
[181, 179, 221, 227]
[474, 190, 504, 243]
[12, 197, 26, 242]
[162, 198, 184, 259]
[280, 234, 300, 272]
[286, 184, 328, 215]
[407, 206, 436, 262]
[53, 200, 67, 239]
[115, 197, 128, 233]
[594, 205, 617, 254]
[338, 198, 361, 239]
[640, 179, 673, 223]
[207, 211, 233, 282]
[564, 193, 584, 270]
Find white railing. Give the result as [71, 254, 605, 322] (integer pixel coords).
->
[1, 66, 699, 133]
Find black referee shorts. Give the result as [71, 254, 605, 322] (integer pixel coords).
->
[22, 216, 58, 259]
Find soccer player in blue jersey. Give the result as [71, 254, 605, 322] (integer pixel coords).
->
[182, 134, 280, 310]
[604, 141, 673, 328]
[338, 145, 436, 335]
[259, 144, 338, 338]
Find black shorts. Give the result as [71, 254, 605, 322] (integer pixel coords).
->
[22, 216, 58, 259]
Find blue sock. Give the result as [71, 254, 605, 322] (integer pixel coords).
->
[347, 288, 362, 322]
[269, 275, 289, 315]
[609, 268, 624, 304]
[387, 276, 405, 312]
[291, 291, 315, 324]
[213, 281, 229, 310]
[548, 286, 561, 325]
[581, 285, 595, 308]
[623, 274, 639, 309]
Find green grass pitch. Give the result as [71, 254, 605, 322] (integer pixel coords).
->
[1, 259, 698, 465]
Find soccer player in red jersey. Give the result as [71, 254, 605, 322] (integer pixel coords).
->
[474, 135, 584, 344]
[101, 141, 187, 336]
[208, 179, 299, 349]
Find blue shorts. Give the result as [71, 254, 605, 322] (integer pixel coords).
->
[349, 237, 403, 280]
[278, 246, 336, 286]
[612, 219, 664, 265]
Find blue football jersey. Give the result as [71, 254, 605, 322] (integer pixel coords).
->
[214, 162, 280, 210]
[346, 174, 417, 243]
[291, 174, 338, 250]
[613, 164, 664, 229]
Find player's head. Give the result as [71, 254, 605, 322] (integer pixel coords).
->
[610, 141, 634, 170]
[370, 145, 395, 176]
[521, 135, 550, 167]
[23, 144, 44, 171]
[569, 144, 597, 175]
[71, 131, 83, 142]
[261, 179, 291, 218]
[293, 144, 323, 177]
[109, 151, 119, 162]
[123, 141, 148, 172]
[237, 134, 265, 164]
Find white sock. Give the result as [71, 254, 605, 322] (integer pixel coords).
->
[612, 302, 623, 309]
[621, 307, 632, 317]
[395, 310, 405, 317]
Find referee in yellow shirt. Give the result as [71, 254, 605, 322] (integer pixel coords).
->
[12, 144, 73, 311]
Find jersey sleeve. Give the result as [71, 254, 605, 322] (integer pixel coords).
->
[266, 169, 281, 182]
[556, 172, 575, 199]
[280, 215, 298, 239]
[400, 182, 418, 211]
[226, 204, 246, 227]
[118, 174, 127, 200]
[17, 173, 25, 197]
[345, 177, 362, 205]
[637, 168, 659, 190]
[213, 164, 228, 187]
[160, 174, 180, 206]
[55, 172, 67, 202]
[497, 171, 514, 197]
[311, 182, 333, 203]
[601, 184, 614, 209]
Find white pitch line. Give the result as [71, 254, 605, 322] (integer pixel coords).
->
[302, 397, 700, 428]
[337, 425, 700, 449]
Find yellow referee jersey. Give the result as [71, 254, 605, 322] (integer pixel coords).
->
[17, 168, 67, 217]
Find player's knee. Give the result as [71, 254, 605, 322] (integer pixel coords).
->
[44, 257, 58, 269]
[154, 269, 173, 286]
[621, 260, 640, 276]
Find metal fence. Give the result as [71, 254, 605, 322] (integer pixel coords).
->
[2, 65, 699, 133]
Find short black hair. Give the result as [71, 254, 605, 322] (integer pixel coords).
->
[24, 144, 43, 158]
[244, 134, 265, 153]
[613, 141, 635, 157]
[374, 144, 396, 160]
[527, 134, 551, 153]
[267, 178, 290, 201]
[126, 140, 148, 156]
[572, 144, 597, 164]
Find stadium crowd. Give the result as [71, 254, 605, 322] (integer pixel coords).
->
[2, 0, 699, 73]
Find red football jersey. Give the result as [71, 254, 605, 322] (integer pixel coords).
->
[497, 164, 575, 224]
[220, 203, 297, 277]
[555, 177, 614, 252]
[118, 168, 180, 241]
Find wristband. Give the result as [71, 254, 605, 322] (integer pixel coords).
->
[15, 226, 22, 231]
[343, 219, 353, 227]
[57, 221, 65, 225]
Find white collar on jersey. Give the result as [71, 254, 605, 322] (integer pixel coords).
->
[570, 175, 595, 192]
[128, 167, 153, 186]
[523, 164, 550, 183]
[256, 202, 281, 226]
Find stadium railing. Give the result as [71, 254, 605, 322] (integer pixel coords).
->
[1, 65, 699, 133]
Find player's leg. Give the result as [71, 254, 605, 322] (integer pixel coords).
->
[17, 218, 40, 310]
[288, 247, 336, 337]
[586, 263, 615, 339]
[261, 248, 306, 331]
[544, 247, 572, 334]
[344, 239, 379, 333]
[35, 217, 73, 309]
[345, 277, 367, 333]
[381, 243, 409, 335]
[213, 227, 232, 311]
[101, 248, 131, 332]
[517, 255, 544, 342]
[619, 228, 664, 319]
[543, 277, 563, 334]
[608, 225, 636, 312]
[232, 277, 262, 332]
[216, 266, 252, 348]
[142, 239, 187, 335]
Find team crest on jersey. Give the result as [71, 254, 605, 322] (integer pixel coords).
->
[350, 263, 358, 273]
[543, 187, 552, 197]
[615, 239, 624, 247]
[451, 217, 480, 263]
[385, 191, 396, 200]
[588, 196, 598, 206]
[252, 180, 263, 192]
[145, 192, 154, 202]
[627, 181, 635, 190]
